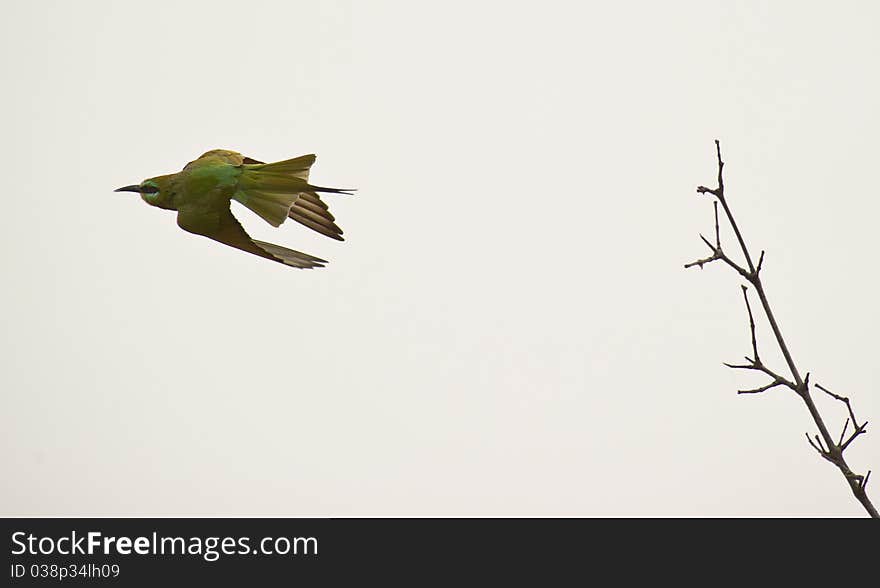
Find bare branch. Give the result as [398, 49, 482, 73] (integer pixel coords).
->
[723, 357, 797, 392]
[684, 252, 719, 270]
[714, 201, 720, 247]
[806, 433, 826, 456]
[738, 380, 786, 395]
[688, 141, 877, 517]
[741, 286, 759, 363]
[696, 185, 719, 197]
[816, 383, 864, 428]
[696, 140, 725, 199]
[723, 357, 758, 370]
[840, 427, 868, 452]
[815, 383, 868, 452]
[684, 240, 751, 277]
[838, 418, 850, 447]
[699, 234, 715, 251]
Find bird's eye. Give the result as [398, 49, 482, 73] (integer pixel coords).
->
[140, 184, 160, 194]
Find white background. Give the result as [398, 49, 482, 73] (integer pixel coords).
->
[2, 1, 878, 516]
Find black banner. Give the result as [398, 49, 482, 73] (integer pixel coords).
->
[0, 518, 868, 584]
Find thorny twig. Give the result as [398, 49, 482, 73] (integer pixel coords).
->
[685, 140, 876, 517]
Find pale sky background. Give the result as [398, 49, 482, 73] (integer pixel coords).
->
[1, 1, 878, 516]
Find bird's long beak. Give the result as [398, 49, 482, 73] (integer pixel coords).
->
[115, 184, 142, 193]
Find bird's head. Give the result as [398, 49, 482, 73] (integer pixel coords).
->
[115, 174, 175, 209]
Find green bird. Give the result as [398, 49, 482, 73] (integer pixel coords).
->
[116, 149, 353, 269]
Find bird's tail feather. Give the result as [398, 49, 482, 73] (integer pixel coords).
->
[245, 154, 316, 180]
[235, 157, 352, 232]
[235, 167, 315, 227]
[233, 155, 316, 226]
[233, 187, 301, 227]
[288, 192, 344, 241]
[306, 184, 356, 195]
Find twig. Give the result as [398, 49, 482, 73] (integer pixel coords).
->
[837, 418, 850, 447]
[683, 232, 751, 278]
[816, 383, 867, 431]
[713, 201, 720, 247]
[740, 286, 759, 363]
[722, 356, 797, 392]
[738, 379, 786, 395]
[816, 383, 869, 452]
[687, 140, 877, 518]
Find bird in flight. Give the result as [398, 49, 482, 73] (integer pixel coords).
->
[116, 149, 354, 269]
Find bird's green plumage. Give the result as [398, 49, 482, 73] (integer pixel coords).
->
[117, 149, 353, 269]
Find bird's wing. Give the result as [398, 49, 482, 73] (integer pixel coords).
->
[185, 149, 247, 169]
[176, 204, 326, 269]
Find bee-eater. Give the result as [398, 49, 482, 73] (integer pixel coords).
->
[116, 149, 353, 269]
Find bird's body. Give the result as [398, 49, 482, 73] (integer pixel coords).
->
[116, 149, 353, 268]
